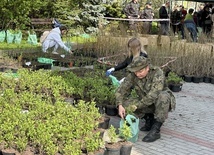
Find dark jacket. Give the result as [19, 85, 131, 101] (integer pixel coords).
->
[114, 52, 148, 71]
[170, 10, 182, 25]
[159, 6, 169, 24]
[201, 9, 212, 25]
[180, 9, 187, 23]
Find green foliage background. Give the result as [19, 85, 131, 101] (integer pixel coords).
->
[0, 0, 163, 33]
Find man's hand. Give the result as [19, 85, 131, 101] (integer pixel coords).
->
[118, 105, 126, 119]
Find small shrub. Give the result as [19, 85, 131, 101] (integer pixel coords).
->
[119, 120, 132, 142]
[166, 71, 183, 85]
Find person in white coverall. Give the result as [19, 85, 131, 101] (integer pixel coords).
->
[42, 25, 72, 54]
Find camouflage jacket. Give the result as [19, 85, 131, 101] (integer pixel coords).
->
[140, 8, 154, 19]
[124, 1, 140, 17]
[115, 65, 169, 108]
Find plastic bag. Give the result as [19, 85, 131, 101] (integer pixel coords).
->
[6, 30, 15, 44]
[37, 57, 55, 67]
[109, 75, 125, 92]
[14, 30, 22, 44]
[0, 30, 6, 42]
[27, 31, 38, 45]
[119, 114, 139, 143]
[109, 75, 120, 88]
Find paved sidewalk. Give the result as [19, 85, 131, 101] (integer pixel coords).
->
[108, 82, 214, 155]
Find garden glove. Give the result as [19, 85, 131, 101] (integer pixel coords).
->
[68, 49, 73, 54]
[106, 67, 115, 76]
[119, 77, 125, 84]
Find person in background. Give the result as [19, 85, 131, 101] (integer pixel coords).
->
[140, 1, 154, 34]
[42, 25, 73, 55]
[116, 56, 176, 142]
[184, 8, 198, 42]
[212, 7, 214, 19]
[170, 5, 182, 36]
[124, 0, 140, 30]
[201, 5, 212, 36]
[106, 37, 148, 76]
[180, 5, 187, 22]
[211, 8, 214, 38]
[179, 5, 187, 39]
[159, 1, 170, 35]
[193, 12, 199, 27]
[197, 4, 204, 28]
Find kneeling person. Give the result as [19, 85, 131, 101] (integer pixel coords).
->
[116, 56, 176, 142]
[42, 25, 72, 54]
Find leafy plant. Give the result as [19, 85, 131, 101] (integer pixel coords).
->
[108, 125, 118, 144]
[84, 132, 104, 154]
[119, 120, 132, 142]
[130, 88, 139, 99]
[125, 105, 137, 115]
[76, 1, 107, 34]
[0, 68, 106, 154]
[166, 71, 183, 85]
[103, 1, 125, 18]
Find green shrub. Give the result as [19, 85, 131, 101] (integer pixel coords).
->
[0, 69, 104, 154]
[166, 71, 183, 85]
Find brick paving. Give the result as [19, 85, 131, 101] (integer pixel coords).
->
[108, 83, 214, 155]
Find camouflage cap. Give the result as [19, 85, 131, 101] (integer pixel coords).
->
[127, 56, 150, 72]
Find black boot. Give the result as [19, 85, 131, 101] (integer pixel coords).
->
[140, 113, 154, 131]
[142, 121, 162, 142]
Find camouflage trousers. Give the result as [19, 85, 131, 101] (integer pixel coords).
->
[128, 17, 139, 31]
[142, 21, 152, 34]
[123, 90, 176, 123]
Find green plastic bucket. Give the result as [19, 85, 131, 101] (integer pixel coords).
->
[37, 57, 55, 67]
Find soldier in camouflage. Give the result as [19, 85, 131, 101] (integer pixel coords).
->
[116, 56, 176, 142]
[124, 0, 140, 30]
[140, 2, 154, 34]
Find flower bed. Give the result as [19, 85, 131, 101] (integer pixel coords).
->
[0, 69, 109, 154]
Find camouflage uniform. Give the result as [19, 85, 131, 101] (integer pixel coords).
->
[124, 1, 140, 28]
[115, 57, 176, 123]
[140, 6, 154, 34]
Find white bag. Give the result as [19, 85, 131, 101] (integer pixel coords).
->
[40, 31, 50, 44]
